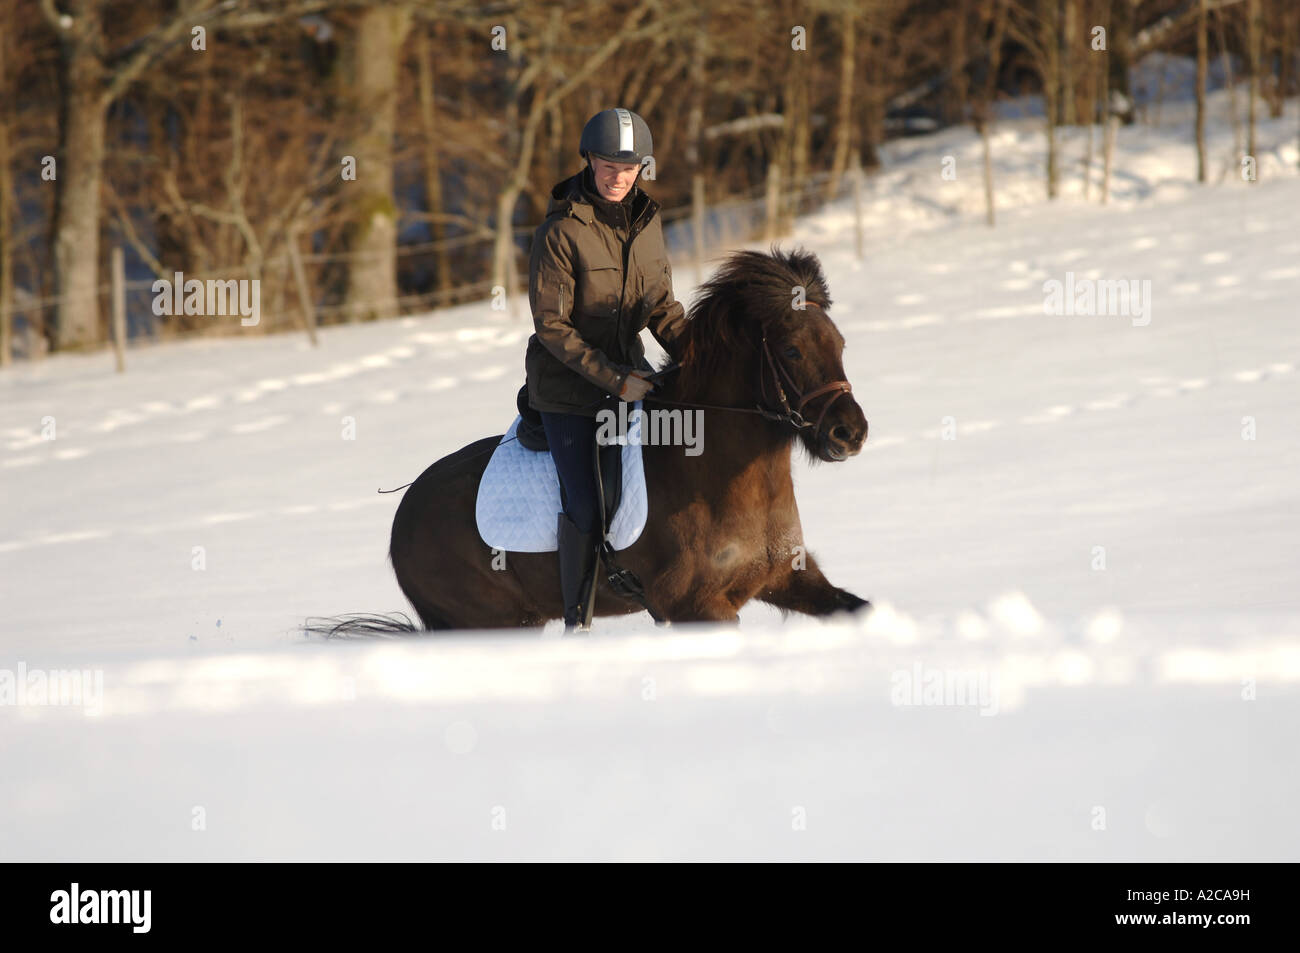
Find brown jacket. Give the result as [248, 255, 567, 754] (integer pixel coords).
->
[525, 167, 687, 416]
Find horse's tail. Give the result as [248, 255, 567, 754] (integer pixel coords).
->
[300, 611, 424, 639]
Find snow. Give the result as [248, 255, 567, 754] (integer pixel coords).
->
[2, 87, 1299, 860]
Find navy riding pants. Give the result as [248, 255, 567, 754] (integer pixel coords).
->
[540, 411, 602, 535]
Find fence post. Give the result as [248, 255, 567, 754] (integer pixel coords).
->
[1102, 113, 1117, 205]
[507, 244, 521, 320]
[288, 230, 319, 347]
[692, 173, 705, 286]
[852, 151, 864, 261]
[764, 162, 781, 241]
[111, 246, 126, 373]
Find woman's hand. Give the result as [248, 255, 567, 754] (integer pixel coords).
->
[619, 371, 655, 401]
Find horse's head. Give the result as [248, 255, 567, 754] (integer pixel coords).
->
[763, 295, 868, 462]
[675, 246, 867, 463]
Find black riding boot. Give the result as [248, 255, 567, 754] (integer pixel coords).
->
[557, 512, 601, 633]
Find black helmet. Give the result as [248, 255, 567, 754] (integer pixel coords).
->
[579, 107, 653, 164]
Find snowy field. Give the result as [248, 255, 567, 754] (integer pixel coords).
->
[2, 92, 1299, 860]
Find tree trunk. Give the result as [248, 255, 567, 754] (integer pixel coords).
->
[686, 22, 705, 283]
[1216, 10, 1241, 168]
[949, 3, 969, 126]
[1195, 0, 1208, 184]
[1061, 0, 1077, 125]
[493, 16, 522, 316]
[416, 28, 452, 296]
[1108, 0, 1135, 124]
[827, 9, 856, 200]
[1246, 0, 1259, 170]
[979, 0, 1008, 225]
[1102, 44, 1116, 205]
[52, 1, 107, 351]
[341, 7, 411, 322]
[785, 40, 810, 232]
[0, 23, 11, 367]
[1269, 2, 1295, 119]
[548, 102, 564, 196]
[1041, 0, 1060, 198]
[860, 25, 883, 170]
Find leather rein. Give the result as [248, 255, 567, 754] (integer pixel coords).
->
[643, 335, 852, 435]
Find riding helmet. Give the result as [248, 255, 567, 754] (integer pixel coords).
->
[579, 107, 653, 164]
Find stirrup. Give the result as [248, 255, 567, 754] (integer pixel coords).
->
[598, 541, 669, 626]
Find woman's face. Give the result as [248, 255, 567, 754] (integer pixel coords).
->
[589, 156, 641, 202]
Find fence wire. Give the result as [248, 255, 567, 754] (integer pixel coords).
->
[3, 167, 859, 358]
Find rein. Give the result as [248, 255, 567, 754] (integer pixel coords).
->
[380, 319, 852, 493]
[645, 336, 852, 434]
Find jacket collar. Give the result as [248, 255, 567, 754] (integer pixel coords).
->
[546, 168, 658, 230]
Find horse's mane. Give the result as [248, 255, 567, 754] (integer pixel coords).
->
[672, 245, 833, 401]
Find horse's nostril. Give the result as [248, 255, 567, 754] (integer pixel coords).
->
[830, 425, 851, 443]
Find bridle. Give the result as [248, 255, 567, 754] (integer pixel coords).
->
[755, 334, 853, 433]
[643, 322, 853, 435]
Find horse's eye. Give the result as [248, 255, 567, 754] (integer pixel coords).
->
[783, 346, 801, 360]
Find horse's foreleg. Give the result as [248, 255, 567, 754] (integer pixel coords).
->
[758, 560, 869, 617]
[652, 588, 743, 625]
[659, 603, 742, 625]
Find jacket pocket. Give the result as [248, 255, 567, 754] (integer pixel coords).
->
[632, 261, 672, 330]
[577, 264, 622, 320]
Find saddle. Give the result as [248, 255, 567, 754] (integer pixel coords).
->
[514, 380, 633, 531]
[485, 374, 670, 624]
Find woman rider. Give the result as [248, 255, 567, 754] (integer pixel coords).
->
[525, 107, 688, 632]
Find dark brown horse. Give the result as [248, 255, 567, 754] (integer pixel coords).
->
[316, 246, 869, 635]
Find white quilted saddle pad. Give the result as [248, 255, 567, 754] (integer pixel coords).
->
[475, 404, 648, 553]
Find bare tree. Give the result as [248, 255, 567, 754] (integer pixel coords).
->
[415, 23, 453, 298]
[1062, 0, 1079, 124]
[0, 7, 14, 366]
[826, 4, 858, 199]
[1007, 0, 1063, 199]
[783, 4, 814, 233]
[976, 0, 1009, 224]
[485, 0, 679, 314]
[1195, 0, 1208, 183]
[338, 6, 411, 322]
[1246, 0, 1260, 169]
[42, 0, 111, 351]
[37, 0, 367, 351]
